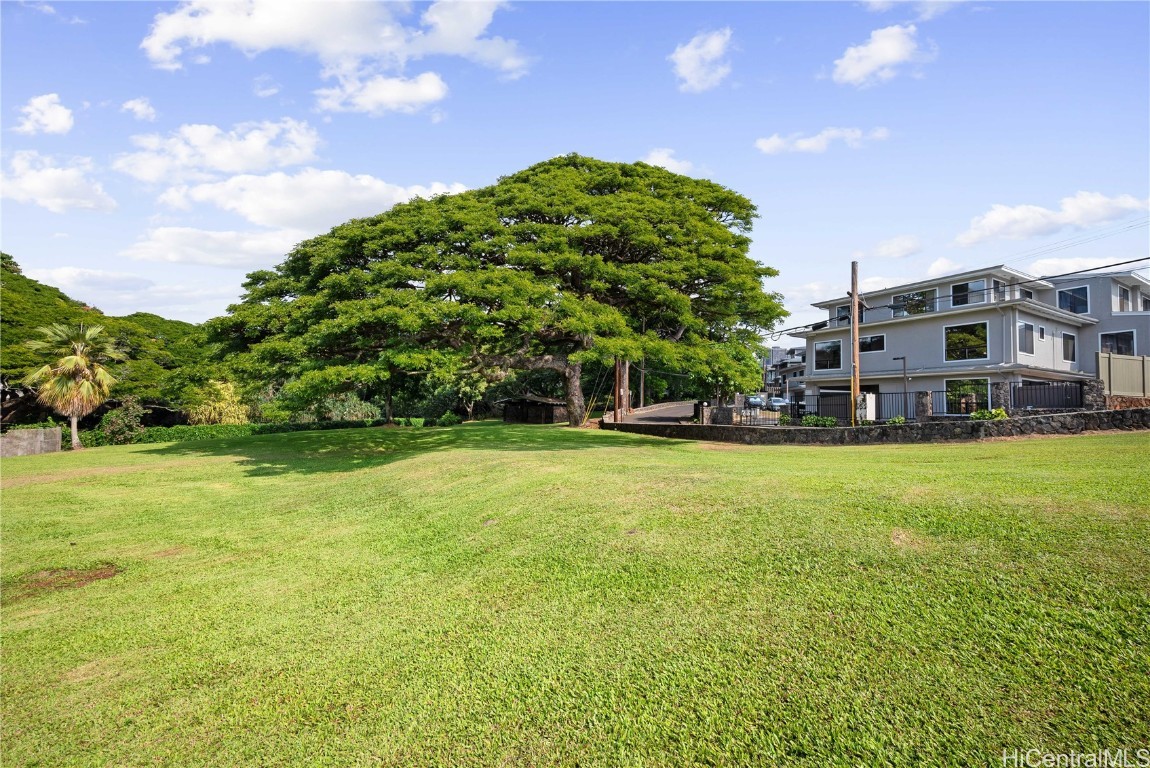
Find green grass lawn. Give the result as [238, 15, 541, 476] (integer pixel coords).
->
[2, 423, 1148, 767]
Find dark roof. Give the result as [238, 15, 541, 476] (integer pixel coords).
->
[496, 395, 566, 405]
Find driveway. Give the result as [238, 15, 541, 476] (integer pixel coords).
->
[626, 402, 695, 424]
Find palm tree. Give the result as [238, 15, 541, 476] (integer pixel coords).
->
[22, 323, 125, 449]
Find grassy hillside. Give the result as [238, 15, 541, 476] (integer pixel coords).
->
[3, 424, 1148, 766]
[1, 253, 204, 407]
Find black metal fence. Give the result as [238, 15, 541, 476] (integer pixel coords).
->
[875, 392, 916, 421]
[932, 390, 991, 415]
[1011, 382, 1083, 409]
[735, 408, 781, 426]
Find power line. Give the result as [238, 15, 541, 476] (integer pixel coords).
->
[767, 255, 1150, 339]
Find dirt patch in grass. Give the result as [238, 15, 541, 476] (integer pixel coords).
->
[6, 563, 121, 603]
[890, 528, 931, 551]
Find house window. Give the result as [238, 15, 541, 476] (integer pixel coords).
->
[893, 289, 936, 317]
[952, 280, 986, 307]
[1019, 322, 1034, 355]
[1143, 295, 1150, 312]
[1021, 289, 1034, 300]
[992, 279, 1006, 301]
[945, 322, 988, 361]
[814, 340, 842, 370]
[1039, 327, 1045, 341]
[858, 334, 885, 353]
[1063, 333, 1076, 362]
[1118, 286, 1131, 312]
[1058, 286, 1089, 314]
[1100, 331, 1135, 356]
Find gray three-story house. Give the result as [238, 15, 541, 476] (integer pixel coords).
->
[794, 265, 1150, 416]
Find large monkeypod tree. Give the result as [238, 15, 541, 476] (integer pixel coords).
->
[207, 155, 787, 425]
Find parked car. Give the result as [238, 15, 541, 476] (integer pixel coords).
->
[745, 395, 765, 409]
[766, 397, 791, 411]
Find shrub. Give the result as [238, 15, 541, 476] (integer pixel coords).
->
[800, 415, 838, 428]
[777, 413, 791, 426]
[970, 408, 1008, 421]
[99, 397, 149, 445]
[886, 415, 907, 425]
[187, 381, 250, 425]
[437, 411, 462, 427]
[318, 392, 382, 422]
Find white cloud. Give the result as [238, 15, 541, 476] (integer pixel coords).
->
[927, 257, 962, 277]
[755, 127, 889, 154]
[1026, 256, 1139, 277]
[873, 234, 922, 259]
[25, 267, 154, 293]
[668, 28, 733, 93]
[113, 118, 321, 183]
[13, 93, 74, 135]
[863, 1, 964, 21]
[121, 227, 306, 268]
[314, 72, 449, 115]
[27, 3, 85, 24]
[955, 192, 1150, 246]
[160, 168, 467, 231]
[641, 148, 694, 175]
[833, 24, 932, 87]
[140, 0, 526, 114]
[121, 97, 157, 122]
[253, 75, 280, 98]
[1, 151, 116, 213]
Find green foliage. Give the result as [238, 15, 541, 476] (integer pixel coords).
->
[1, 254, 203, 408]
[800, 414, 838, 427]
[317, 392, 382, 422]
[436, 411, 462, 427]
[186, 381, 250, 425]
[970, 407, 1009, 421]
[207, 155, 787, 427]
[777, 413, 791, 426]
[886, 415, 907, 425]
[98, 397, 149, 445]
[22, 323, 126, 447]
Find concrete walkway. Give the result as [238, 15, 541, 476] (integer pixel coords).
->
[625, 402, 695, 424]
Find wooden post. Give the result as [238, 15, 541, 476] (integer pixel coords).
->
[623, 360, 631, 414]
[639, 360, 645, 409]
[613, 357, 621, 423]
[851, 260, 861, 427]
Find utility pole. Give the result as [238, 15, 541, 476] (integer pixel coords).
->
[622, 360, 630, 415]
[639, 360, 645, 409]
[850, 260, 861, 427]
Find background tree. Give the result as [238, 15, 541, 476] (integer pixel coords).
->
[22, 324, 125, 448]
[208, 155, 787, 425]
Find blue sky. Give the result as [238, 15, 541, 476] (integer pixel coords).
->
[2, 1, 1147, 345]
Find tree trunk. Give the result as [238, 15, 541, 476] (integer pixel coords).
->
[385, 391, 393, 423]
[70, 413, 81, 449]
[562, 363, 586, 426]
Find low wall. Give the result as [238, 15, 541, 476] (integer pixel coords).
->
[600, 408, 1150, 445]
[0, 427, 62, 457]
[1107, 395, 1150, 410]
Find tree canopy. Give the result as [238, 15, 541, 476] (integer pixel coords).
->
[208, 155, 787, 424]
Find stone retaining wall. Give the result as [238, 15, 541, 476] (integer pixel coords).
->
[0, 427, 62, 457]
[1107, 395, 1150, 410]
[600, 408, 1150, 445]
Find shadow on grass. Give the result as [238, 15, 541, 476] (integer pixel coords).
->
[138, 420, 677, 477]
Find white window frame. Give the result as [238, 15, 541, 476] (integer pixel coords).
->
[892, 289, 937, 317]
[1117, 285, 1131, 312]
[1062, 332, 1076, 363]
[1018, 321, 1034, 356]
[1099, 329, 1136, 356]
[1058, 285, 1090, 315]
[858, 334, 886, 353]
[943, 321, 990, 363]
[814, 339, 843, 370]
[992, 279, 1006, 302]
[1021, 288, 1034, 300]
[1038, 326, 1045, 341]
[950, 279, 987, 308]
